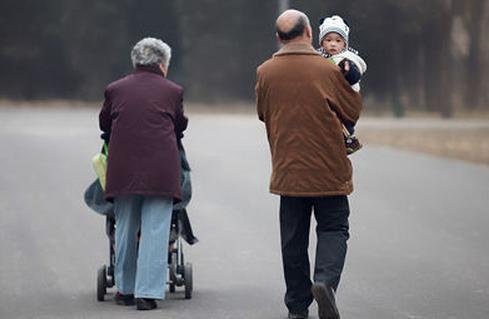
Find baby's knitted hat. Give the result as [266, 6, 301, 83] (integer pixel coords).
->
[319, 15, 350, 46]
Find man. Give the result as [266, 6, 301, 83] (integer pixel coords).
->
[99, 37, 187, 311]
[255, 10, 362, 319]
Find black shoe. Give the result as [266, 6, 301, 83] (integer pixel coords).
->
[288, 309, 309, 319]
[114, 292, 135, 306]
[136, 298, 157, 310]
[311, 283, 340, 319]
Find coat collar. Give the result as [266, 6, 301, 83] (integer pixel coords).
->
[273, 42, 320, 57]
[134, 64, 165, 77]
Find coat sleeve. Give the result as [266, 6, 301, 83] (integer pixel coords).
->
[99, 88, 112, 142]
[255, 67, 265, 122]
[326, 69, 363, 127]
[174, 88, 188, 140]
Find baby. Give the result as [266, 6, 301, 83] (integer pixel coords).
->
[318, 15, 367, 155]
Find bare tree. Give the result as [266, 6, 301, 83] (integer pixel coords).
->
[461, 0, 488, 108]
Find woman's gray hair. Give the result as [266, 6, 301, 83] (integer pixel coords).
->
[130, 37, 172, 68]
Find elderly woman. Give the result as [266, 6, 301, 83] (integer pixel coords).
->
[99, 37, 188, 310]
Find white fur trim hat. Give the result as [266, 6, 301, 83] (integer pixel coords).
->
[319, 15, 350, 46]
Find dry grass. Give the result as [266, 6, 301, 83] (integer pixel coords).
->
[358, 127, 489, 165]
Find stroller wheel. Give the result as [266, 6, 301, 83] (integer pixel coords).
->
[168, 251, 177, 293]
[97, 265, 107, 301]
[184, 263, 193, 299]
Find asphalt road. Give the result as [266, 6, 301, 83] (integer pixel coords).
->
[1, 107, 488, 319]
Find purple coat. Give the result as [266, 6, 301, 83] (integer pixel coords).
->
[99, 65, 188, 201]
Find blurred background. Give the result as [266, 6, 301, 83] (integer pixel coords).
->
[1, 3, 489, 318]
[1, 0, 489, 117]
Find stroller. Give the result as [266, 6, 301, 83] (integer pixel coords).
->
[84, 146, 197, 301]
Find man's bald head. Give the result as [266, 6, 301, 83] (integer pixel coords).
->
[276, 9, 311, 43]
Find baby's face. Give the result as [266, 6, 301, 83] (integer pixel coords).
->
[321, 32, 346, 55]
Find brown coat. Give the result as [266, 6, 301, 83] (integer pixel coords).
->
[256, 42, 362, 196]
[99, 65, 188, 201]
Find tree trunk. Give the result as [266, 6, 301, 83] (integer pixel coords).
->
[439, 0, 454, 118]
[464, 0, 487, 108]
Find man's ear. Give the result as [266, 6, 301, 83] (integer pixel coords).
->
[306, 25, 313, 39]
[276, 32, 286, 46]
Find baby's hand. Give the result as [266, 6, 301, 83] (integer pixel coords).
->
[338, 59, 350, 74]
[338, 58, 361, 85]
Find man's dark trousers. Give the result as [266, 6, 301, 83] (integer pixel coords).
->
[279, 195, 350, 313]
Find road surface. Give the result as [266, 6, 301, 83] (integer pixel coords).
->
[1, 107, 488, 319]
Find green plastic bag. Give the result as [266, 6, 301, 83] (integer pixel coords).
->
[92, 144, 108, 190]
